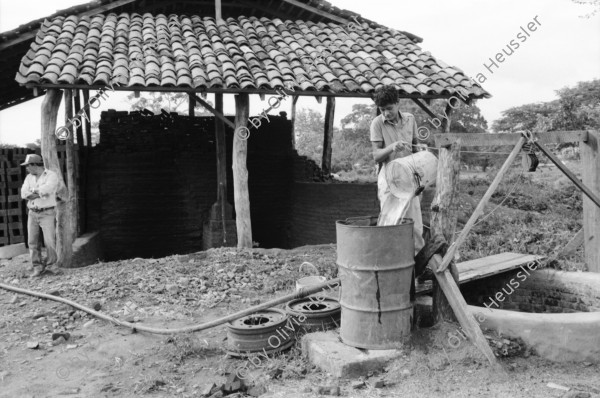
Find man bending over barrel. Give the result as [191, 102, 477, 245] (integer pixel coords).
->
[370, 85, 425, 254]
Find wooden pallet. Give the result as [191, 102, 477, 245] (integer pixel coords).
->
[416, 252, 543, 296]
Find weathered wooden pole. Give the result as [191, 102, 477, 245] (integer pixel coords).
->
[189, 94, 196, 117]
[41, 89, 72, 268]
[322, 97, 335, 173]
[64, 89, 79, 245]
[82, 90, 92, 147]
[213, 93, 229, 243]
[233, 94, 251, 248]
[582, 130, 600, 272]
[431, 139, 461, 322]
[431, 105, 460, 322]
[290, 96, 299, 150]
[73, 90, 86, 234]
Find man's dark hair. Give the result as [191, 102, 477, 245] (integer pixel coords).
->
[373, 85, 399, 107]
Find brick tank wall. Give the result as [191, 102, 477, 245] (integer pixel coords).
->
[461, 268, 600, 313]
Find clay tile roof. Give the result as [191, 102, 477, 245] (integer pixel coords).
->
[14, 13, 488, 99]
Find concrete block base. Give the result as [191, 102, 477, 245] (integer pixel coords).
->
[0, 243, 28, 259]
[301, 331, 403, 378]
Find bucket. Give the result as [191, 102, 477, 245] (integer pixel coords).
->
[384, 151, 438, 198]
[296, 262, 326, 291]
[336, 219, 414, 349]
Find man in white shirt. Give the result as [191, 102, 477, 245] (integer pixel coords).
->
[20, 154, 59, 277]
[370, 85, 424, 253]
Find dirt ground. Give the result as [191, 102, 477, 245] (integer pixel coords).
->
[1, 244, 598, 398]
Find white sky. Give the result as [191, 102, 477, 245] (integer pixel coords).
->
[0, 0, 599, 145]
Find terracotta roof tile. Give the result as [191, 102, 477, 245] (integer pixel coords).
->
[16, 13, 489, 98]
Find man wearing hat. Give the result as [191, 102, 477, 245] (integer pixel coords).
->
[20, 154, 59, 277]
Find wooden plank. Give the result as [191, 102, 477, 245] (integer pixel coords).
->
[582, 130, 600, 272]
[434, 131, 589, 147]
[233, 94, 251, 248]
[458, 253, 543, 283]
[535, 138, 600, 209]
[437, 137, 526, 273]
[281, 0, 350, 24]
[321, 97, 335, 174]
[416, 253, 543, 296]
[430, 254, 505, 372]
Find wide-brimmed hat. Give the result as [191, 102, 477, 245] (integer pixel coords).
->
[20, 154, 43, 166]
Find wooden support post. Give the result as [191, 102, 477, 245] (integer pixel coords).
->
[233, 94, 252, 248]
[290, 96, 299, 150]
[431, 105, 459, 322]
[213, 93, 230, 243]
[189, 94, 196, 117]
[582, 130, 600, 272]
[41, 89, 72, 268]
[73, 90, 84, 148]
[437, 137, 526, 273]
[215, 0, 222, 20]
[73, 90, 86, 234]
[64, 90, 79, 245]
[429, 254, 505, 373]
[322, 97, 335, 174]
[83, 90, 92, 147]
[431, 139, 461, 322]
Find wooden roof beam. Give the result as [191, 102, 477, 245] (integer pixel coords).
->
[26, 83, 483, 100]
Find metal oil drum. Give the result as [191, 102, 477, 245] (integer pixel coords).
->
[336, 219, 414, 349]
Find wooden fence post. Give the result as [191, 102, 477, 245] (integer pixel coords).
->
[582, 130, 600, 272]
[322, 97, 335, 174]
[431, 139, 461, 322]
[41, 89, 72, 268]
[233, 94, 251, 248]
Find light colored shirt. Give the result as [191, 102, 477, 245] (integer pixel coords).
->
[21, 169, 59, 209]
[370, 112, 418, 164]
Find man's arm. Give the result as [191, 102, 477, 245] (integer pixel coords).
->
[372, 141, 406, 163]
[37, 171, 59, 197]
[21, 176, 39, 200]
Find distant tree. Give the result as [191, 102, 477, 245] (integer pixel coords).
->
[295, 108, 325, 164]
[492, 80, 600, 133]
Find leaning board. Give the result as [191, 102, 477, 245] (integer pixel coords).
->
[416, 252, 544, 295]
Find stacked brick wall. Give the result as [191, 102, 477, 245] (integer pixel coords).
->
[91, 111, 294, 259]
[0, 146, 77, 247]
[461, 269, 600, 313]
[285, 182, 379, 247]
[88, 110, 383, 258]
